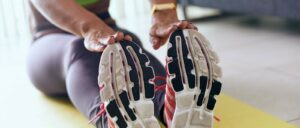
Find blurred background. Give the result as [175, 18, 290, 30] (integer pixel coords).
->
[0, 0, 299, 127]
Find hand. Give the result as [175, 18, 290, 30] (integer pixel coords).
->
[84, 28, 133, 52]
[150, 10, 197, 49]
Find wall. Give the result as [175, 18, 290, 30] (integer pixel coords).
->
[0, 0, 31, 44]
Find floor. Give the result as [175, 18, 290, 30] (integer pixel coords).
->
[214, 94, 296, 128]
[197, 16, 300, 125]
[0, 15, 299, 127]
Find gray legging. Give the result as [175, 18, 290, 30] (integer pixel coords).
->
[26, 27, 166, 127]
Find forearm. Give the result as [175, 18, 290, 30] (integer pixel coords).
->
[30, 0, 110, 37]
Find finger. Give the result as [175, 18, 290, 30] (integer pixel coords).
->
[99, 36, 115, 45]
[187, 23, 198, 30]
[149, 26, 157, 37]
[177, 20, 189, 29]
[157, 37, 169, 49]
[124, 35, 133, 41]
[84, 40, 95, 51]
[84, 40, 105, 52]
[107, 36, 115, 44]
[97, 45, 106, 51]
[113, 31, 124, 42]
[93, 43, 106, 52]
[155, 25, 177, 48]
[189, 22, 198, 30]
[154, 41, 165, 50]
[167, 25, 178, 35]
[151, 36, 161, 49]
[155, 25, 177, 38]
[153, 43, 160, 50]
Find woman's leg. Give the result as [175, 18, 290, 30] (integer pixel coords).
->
[27, 31, 166, 127]
[27, 33, 77, 96]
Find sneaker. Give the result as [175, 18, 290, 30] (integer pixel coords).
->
[164, 29, 222, 128]
[97, 41, 161, 128]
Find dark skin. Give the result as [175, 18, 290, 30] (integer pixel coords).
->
[30, 0, 197, 125]
[30, 0, 197, 52]
[150, 9, 197, 49]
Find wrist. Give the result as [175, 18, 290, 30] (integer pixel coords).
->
[151, 2, 177, 17]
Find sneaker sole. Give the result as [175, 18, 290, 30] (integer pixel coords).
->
[99, 41, 160, 128]
[167, 29, 222, 128]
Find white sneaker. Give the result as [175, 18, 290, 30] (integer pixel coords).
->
[164, 29, 222, 128]
[98, 41, 160, 128]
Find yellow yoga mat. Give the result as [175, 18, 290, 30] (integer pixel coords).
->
[44, 94, 297, 128]
[214, 94, 297, 128]
[158, 94, 296, 128]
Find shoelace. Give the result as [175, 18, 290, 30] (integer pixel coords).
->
[88, 84, 106, 124]
[88, 103, 106, 124]
[88, 76, 167, 125]
[88, 76, 221, 125]
[153, 76, 167, 92]
[154, 75, 221, 123]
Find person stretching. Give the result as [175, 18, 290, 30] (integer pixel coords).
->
[27, 0, 222, 127]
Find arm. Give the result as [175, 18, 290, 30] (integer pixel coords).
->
[149, 0, 197, 49]
[30, 0, 132, 52]
[30, 0, 110, 37]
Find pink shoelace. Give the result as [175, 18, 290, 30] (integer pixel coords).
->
[154, 75, 221, 123]
[153, 76, 167, 92]
[88, 103, 106, 124]
[88, 76, 221, 125]
[88, 76, 167, 125]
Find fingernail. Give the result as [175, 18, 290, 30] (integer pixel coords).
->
[97, 45, 103, 50]
[108, 36, 115, 44]
[154, 42, 160, 49]
[172, 25, 178, 29]
[114, 32, 119, 38]
[170, 25, 177, 31]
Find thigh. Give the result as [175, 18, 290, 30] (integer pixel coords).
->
[27, 33, 79, 96]
[64, 37, 102, 119]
